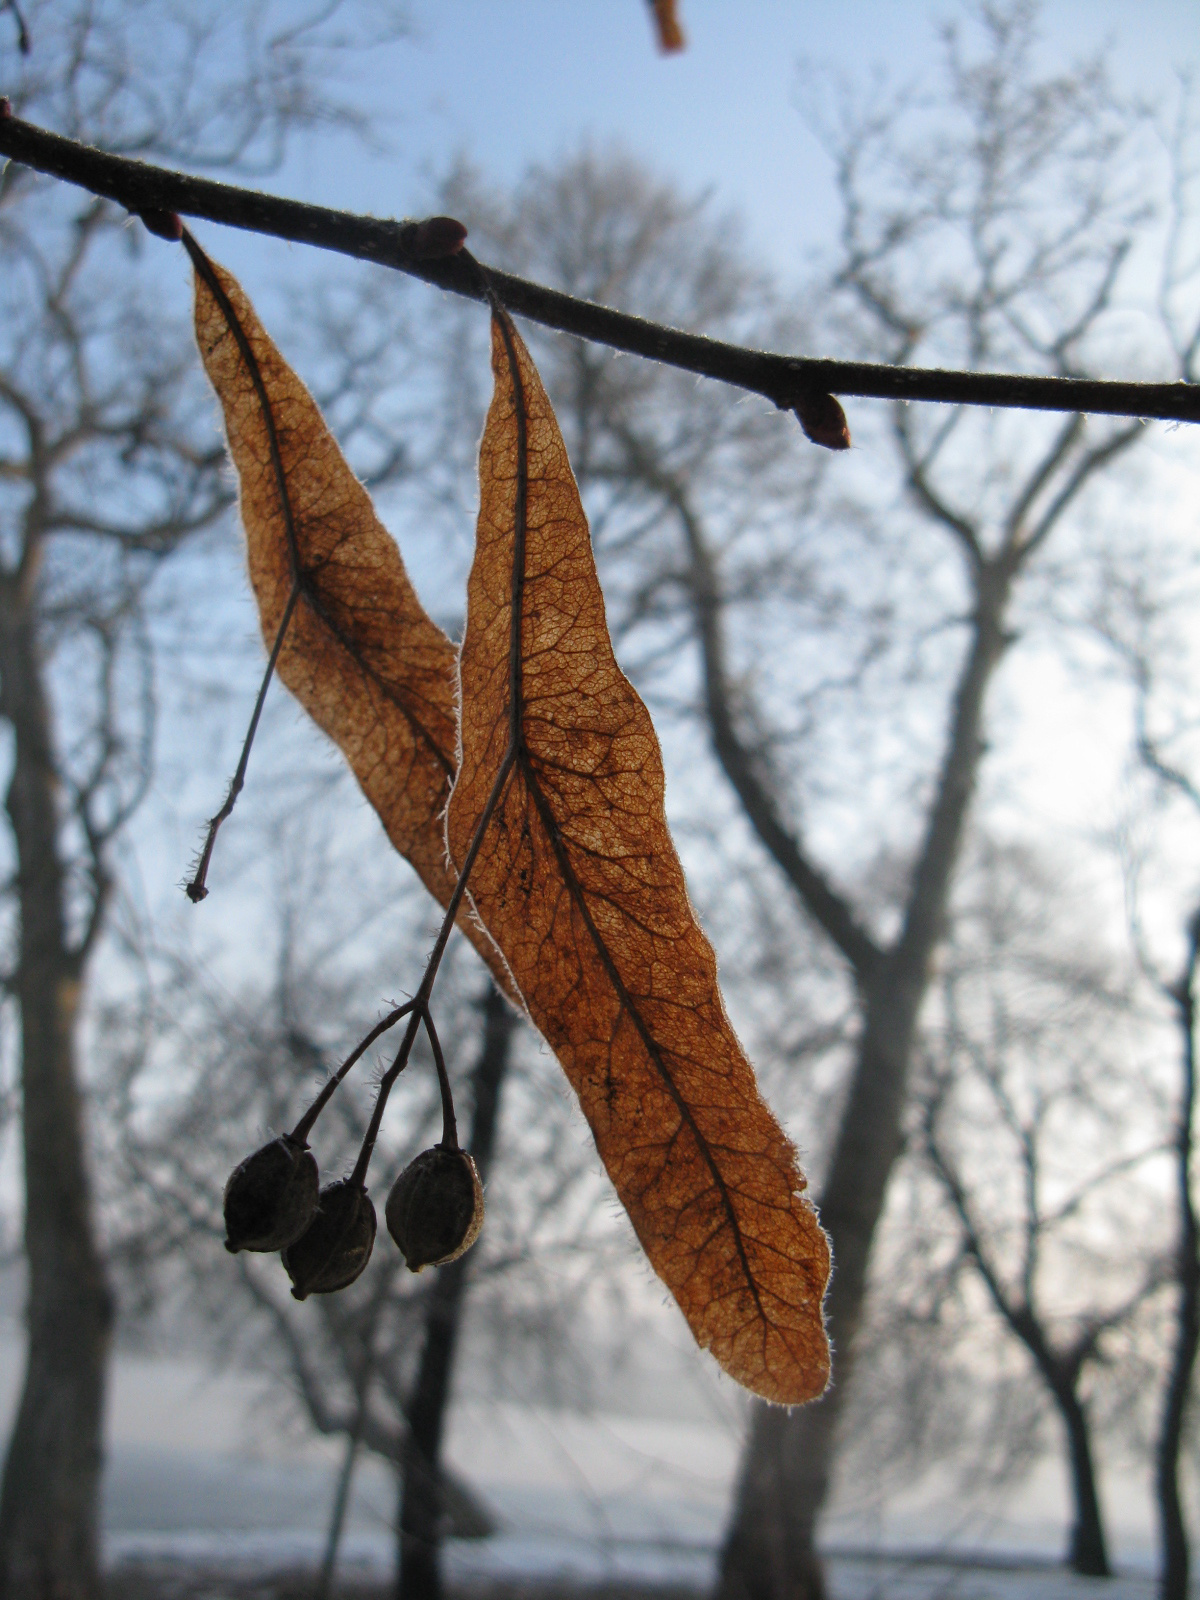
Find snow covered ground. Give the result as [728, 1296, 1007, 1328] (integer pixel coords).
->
[0, 1328, 1166, 1596]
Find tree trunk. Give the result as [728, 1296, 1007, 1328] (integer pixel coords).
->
[717, 976, 924, 1600]
[397, 983, 515, 1600]
[0, 595, 113, 1600]
[1056, 1386, 1110, 1578]
[1156, 1290, 1197, 1600]
[718, 578, 1010, 1600]
[1155, 929, 1200, 1600]
[316, 1352, 374, 1600]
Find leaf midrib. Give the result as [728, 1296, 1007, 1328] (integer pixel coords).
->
[516, 744, 772, 1339]
[487, 304, 783, 1365]
[195, 253, 457, 787]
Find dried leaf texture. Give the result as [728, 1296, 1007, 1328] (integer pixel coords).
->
[192, 259, 511, 989]
[447, 314, 830, 1404]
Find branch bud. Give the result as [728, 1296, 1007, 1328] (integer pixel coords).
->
[650, 0, 686, 52]
[794, 391, 851, 451]
[400, 215, 468, 260]
[139, 209, 183, 242]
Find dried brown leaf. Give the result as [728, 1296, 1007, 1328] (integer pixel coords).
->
[447, 312, 830, 1404]
[191, 254, 512, 990]
[649, 0, 686, 53]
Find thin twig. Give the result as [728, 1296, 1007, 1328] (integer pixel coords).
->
[2, 112, 1199, 426]
[182, 224, 312, 899]
[291, 1001, 416, 1146]
[0, 0, 29, 55]
[422, 1010, 458, 1150]
[185, 579, 300, 901]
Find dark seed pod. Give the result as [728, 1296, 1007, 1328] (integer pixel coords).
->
[385, 1146, 484, 1272]
[224, 1134, 319, 1254]
[282, 1179, 376, 1301]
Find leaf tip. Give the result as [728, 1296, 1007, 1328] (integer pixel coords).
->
[0, 97, 11, 120]
[649, 0, 686, 53]
[794, 391, 851, 451]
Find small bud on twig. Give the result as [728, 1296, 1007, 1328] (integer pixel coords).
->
[139, 208, 183, 242]
[399, 215, 468, 261]
[649, 0, 686, 52]
[794, 390, 851, 451]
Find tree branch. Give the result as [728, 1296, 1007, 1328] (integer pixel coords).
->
[922, 1093, 1026, 1336]
[924, 1069, 1164, 1399]
[893, 573, 1010, 976]
[1064, 1262, 1169, 1379]
[1016, 420, 1144, 563]
[3, 112, 1200, 427]
[615, 433, 882, 980]
[1002, 413, 1085, 548]
[893, 405, 983, 567]
[236, 1261, 498, 1538]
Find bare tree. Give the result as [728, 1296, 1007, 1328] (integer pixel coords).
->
[103, 829, 613, 1600]
[413, 13, 1200, 1599]
[1154, 905, 1200, 1600]
[5, 8, 1196, 1600]
[0, 5, 406, 1595]
[396, 980, 514, 1600]
[1094, 560, 1200, 1600]
[710, 12, 1176, 1581]
[919, 841, 1165, 1575]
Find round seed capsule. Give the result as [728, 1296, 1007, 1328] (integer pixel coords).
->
[223, 1135, 319, 1254]
[385, 1146, 484, 1272]
[282, 1179, 377, 1300]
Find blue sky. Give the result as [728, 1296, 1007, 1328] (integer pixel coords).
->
[269, 1, 1200, 281]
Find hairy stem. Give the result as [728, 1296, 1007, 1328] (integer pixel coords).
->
[291, 1001, 415, 1146]
[423, 1011, 458, 1150]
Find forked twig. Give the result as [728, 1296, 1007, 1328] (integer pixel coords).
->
[291, 1001, 416, 1146]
